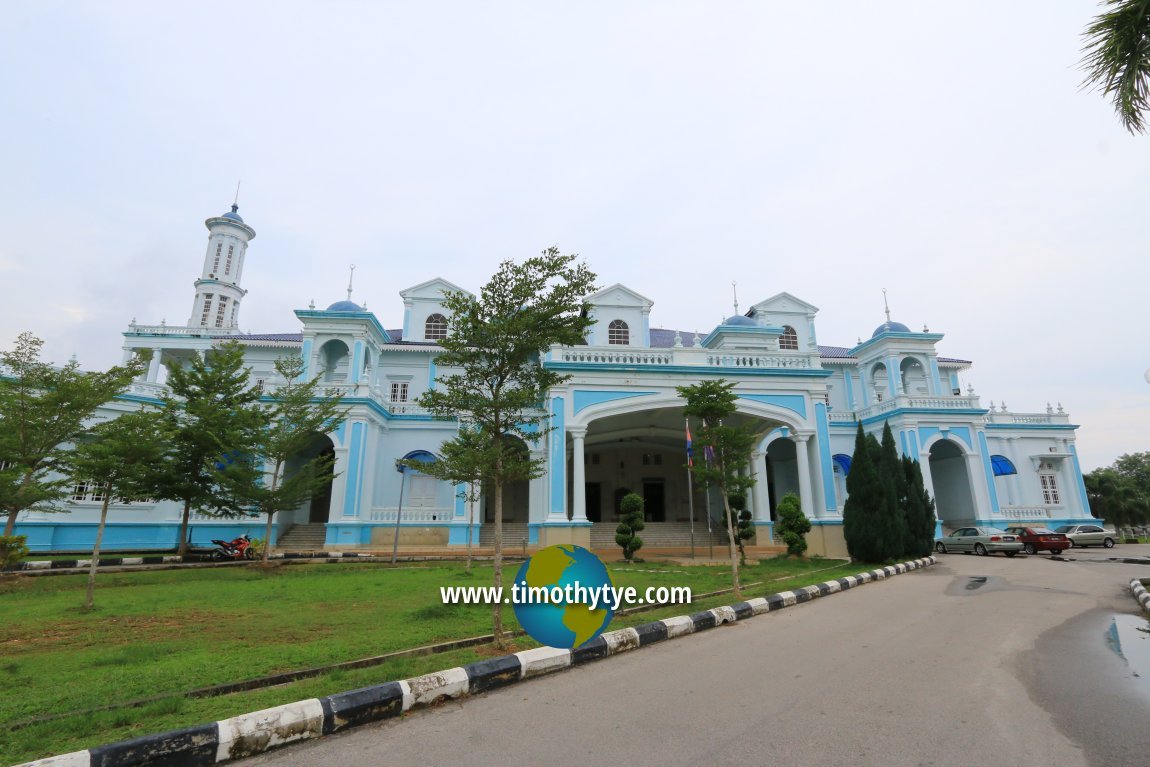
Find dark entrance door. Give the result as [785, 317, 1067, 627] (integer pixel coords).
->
[585, 483, 602, 522]
[309, 445, 335, 523]
[643, 480, 665, 522]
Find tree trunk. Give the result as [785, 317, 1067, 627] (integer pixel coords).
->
[85, 492, 111, 611]
[492, 445, 504, 647]
[3, 509, 15, 537]
[176, 499, 191, 556]
[466, 484, 474, 572]
[263, 509, 275, 564]
[719, 480, 742, 599]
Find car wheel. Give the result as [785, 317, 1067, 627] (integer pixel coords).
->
[1024, 543, 1037, 555]
[1005, 551, 1017, 558]
[935, 542, 947, 554]
[1066, 539, 1075, 548]
[975, 543, 988, 556]
[1104, 538, 1115, 548]
[1051, 549, 1063, 555]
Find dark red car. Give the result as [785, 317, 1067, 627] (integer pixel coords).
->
[1003, 526, 1069, 555]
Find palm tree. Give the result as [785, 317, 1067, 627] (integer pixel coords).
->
[1080, 0, 1150, 134]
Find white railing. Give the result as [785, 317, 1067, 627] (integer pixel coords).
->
[385, 402, 431, 416]
[996, 506, 1050, 519]
[985, 412, 1072, 426]
[127, 324, 245, 337]
[827, 411, 857, 422]
[124, 381, 170, 398]
[369, 508, 449, 522]
[549, 344, 818, 370]
[855, 394, 982, 420]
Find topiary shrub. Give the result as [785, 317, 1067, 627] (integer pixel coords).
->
[775, 493, 811, 557]
[724, 493, 756, 564]
[615, 492, 645, 561]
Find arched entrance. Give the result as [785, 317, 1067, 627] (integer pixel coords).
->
[928, 439, 976, 525]
[282, 433, 337, 524]
[766, 438, 800, 520]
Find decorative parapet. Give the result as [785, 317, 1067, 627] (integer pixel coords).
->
[996, 506, 1050, 519]
[547, 344, 819, 370]
[127, 323, 245, 337]
[985, 411, 1072, 426]
[855, 394, 982, 421]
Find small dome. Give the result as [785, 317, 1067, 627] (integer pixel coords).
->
[871, 321, 911, 338]
[220, 204, 244, 223]
[325, 300, 365, 313]
[722, 315, 758, 327]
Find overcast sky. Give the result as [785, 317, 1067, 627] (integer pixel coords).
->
[1, 1, 1146, 471]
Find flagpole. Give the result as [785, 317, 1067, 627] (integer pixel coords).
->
[686, 418, 695, 560]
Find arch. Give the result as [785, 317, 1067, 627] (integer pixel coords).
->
[608, 319, 629, 345]
[928, 438, 976, 524]
[319, 339, 350, 383]
[765, 438, 799, 520]
[398, 449, 438, 472]
[870, 361, 889, 401]
[571, 392, 805, 435]
[779, 325, 799, 351]
[832, 453, 852, 475]
[281, 433, 337, 524]
[900, 356, 928, 395]
[425, 313, 448, 340]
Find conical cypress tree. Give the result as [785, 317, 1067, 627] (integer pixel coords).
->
[844, 424, 883, 562]
[879, 422, 910, 560]
[902, 457, 936, 557]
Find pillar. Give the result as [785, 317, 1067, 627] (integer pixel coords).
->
[751, 451, 770, 521]
[793, 433, 814, 520]
[570, 428, 587, 522]
[146, 348, 162, 382]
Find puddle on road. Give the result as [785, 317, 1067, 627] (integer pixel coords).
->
[1106, 613, 1150, 685]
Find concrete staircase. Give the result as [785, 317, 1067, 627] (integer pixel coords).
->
[276, 524, 327, 551]
[479, 523, 531, 548]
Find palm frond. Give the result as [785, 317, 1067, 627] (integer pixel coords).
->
[1079, 0, 1150, 134]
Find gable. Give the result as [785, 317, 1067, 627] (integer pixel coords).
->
[749, 291, 819, 316]
[399, 277, 473, 302]
[585, 283, 654, 309]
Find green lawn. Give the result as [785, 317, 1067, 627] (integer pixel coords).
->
[1, 556, 876, 764]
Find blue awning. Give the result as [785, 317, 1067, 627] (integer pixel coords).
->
[398, 450, 438, 473]
[990, 455, 1017, 476]
[832, 454, 852, 475]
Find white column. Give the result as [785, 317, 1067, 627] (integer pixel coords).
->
[793, 434, 814, 519]
[529, 449, 548, 523]
[919, 452, 939, 521]
[570, 428, 587, 522]
[148, 348, 164, 383]
[751, 451, 770, 521]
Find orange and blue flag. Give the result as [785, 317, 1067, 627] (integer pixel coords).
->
[685, 420, 693, 467]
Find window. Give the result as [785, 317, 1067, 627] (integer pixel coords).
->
[608, 319, 629, 345]
[425, 313, 448, 340]
[225, 245, 234, 276]
[211, 243, 222, 274]
[990, 455, 1017, 476]
[254, 379, 266, 393]
[780, 325, 799, 350]
[390, 382, 409, 402]
[215, 296, 229, 328]
[200, 294, 214, 326]
[70, 481, 104, 503]
[1040, 473, 1060, 505]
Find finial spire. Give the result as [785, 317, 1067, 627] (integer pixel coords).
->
[231, 180, 241, 214]
[731, 280, 739, 315]
[347, 264, 356, 301]
[882, 288, 891, 325]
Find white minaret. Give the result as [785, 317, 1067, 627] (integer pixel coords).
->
[187, 203, 256, 330]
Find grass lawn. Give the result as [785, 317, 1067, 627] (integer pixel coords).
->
[1, 555, 880, 763]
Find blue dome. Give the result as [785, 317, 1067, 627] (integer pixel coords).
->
[723, 315, 758, 327]
[871, 321, 911, 337]
[220, 204, 244, 223]
[325, 300, 365, 313]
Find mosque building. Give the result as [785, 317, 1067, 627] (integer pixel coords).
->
[13, 204, 1095, 556]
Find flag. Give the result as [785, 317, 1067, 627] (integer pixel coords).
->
[685, 420, 693, 467]
[704, 444, 715, 465]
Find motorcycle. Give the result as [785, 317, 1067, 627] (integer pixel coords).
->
[210, 534, 255, 561]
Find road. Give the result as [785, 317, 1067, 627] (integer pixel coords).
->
[244, 548, 1150, 767]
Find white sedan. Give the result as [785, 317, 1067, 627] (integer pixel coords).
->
[935, 527, 1023, 557]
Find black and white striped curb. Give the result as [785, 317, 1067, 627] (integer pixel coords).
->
[1129, 578, 1150, 617]
[4, 555, 188, 572]
[13, 556, 936, 767]
[4, 551, 525, 573]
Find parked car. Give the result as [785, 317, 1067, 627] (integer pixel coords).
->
[1052, 524, 1116, 548]
[1003, 526, 1069, 555]
[935, 527, 1023, 556]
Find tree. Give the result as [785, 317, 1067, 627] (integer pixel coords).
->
[1085, 467, 1149, 528]
[879, 422, 910, 558]
[843, 424, 885, 563]
[901, 456, 937, 558]
[0, 332, 146, 536]
[411, 248, 597, 645]
[615, 492, 645, 561]
[219, 355, 348, 563]
[69, 409, 170, 610]
[1080, 0, 1150, 134]
[155, 342, 265, 556]
[775, 492, 811, 557]
[678, 380, 757, 598]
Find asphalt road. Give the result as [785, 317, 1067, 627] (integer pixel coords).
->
[244, 547, 1150, 767]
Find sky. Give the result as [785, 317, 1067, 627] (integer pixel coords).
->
[0, 1, 1146, 471]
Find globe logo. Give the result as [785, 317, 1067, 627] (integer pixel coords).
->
[512, 544, 615, 649]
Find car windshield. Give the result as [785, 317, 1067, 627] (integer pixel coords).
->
[1031, 528, 1056, 535]
[1054, 525, 1072, 533]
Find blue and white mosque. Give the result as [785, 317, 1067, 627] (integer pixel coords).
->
[15, 204, 1096, 557]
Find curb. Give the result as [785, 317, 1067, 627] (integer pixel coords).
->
[1129, 578, 1150, 618]
[13, 556, 937, 767]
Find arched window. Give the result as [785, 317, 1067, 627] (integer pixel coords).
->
[608, 319, 629, 345]
[425, 313, 448, 340]
[780, 325, 799, 350]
